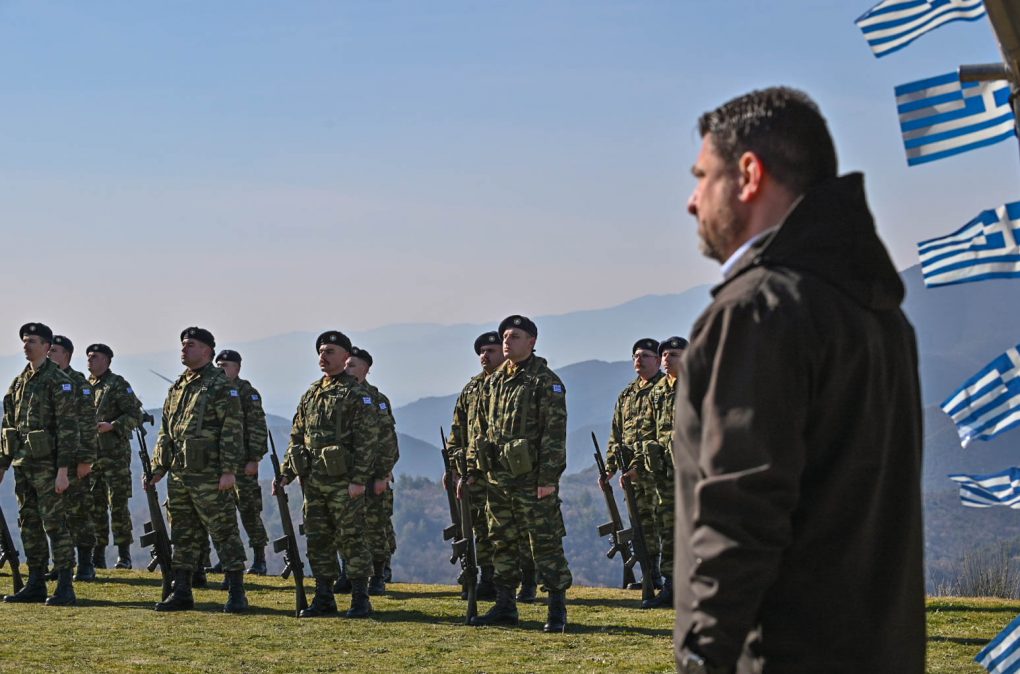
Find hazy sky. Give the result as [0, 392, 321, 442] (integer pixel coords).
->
[1, 1, 1016, 357]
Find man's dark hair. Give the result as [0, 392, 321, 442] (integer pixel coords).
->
[698, 87, 837, 194]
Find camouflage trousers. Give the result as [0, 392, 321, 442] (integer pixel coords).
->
[364, 481, 395, 563]
[13, 464, 73, 570]
[466, 477, 493, 566]
[64, 472, 96, 547]
[631, 470, 660, 564]
[166, 471, 245, 572]
[90, 453, 134, 546]
[654, 469, 675, 581]
[485, 477, 572, 592]
[304, 474, 372, 580]
[232, 472, 268, 548]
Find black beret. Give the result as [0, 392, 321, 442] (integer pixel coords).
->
[86, 343, 114, 359]
[180, 326, 215, 350]
[19, 322, 53, 343]
[349, 346, 373, 367]
[316, 330, 352, 353]
[215, 349, 242, 364]
[658, 336, 689, 355]
[473, 331, 500, 355]
[498, 315, 538, 339]
[52, 335, 74, 353]
[632, 338, 660, 355]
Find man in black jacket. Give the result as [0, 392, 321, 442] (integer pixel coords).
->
[675, 87, 925, 674]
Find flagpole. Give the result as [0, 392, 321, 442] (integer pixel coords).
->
[962, 0, 1020, 164]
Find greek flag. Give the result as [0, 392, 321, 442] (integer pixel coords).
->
[857, 0, 986, 57]
[941, 345, 1020, 447]
[918, 201, 1020, 287]
[948, 467, 1020, 508]
[896, 71, 1015, 166]
[976, 612, 1020, 673]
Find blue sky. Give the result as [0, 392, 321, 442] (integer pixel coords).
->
[0, 1, 1015, 355]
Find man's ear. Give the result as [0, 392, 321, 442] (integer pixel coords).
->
[737, 151, 765, 203]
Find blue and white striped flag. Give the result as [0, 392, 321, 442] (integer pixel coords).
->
[976, 612, 1020, 673]
[918, 201, 1020, 287]
[948, 467, 1020, 508]
[941, 344, 1020, 447]
[857, 0, 986, 58]
[896, 71, 1015, 166]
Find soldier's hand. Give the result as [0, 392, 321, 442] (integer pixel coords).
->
[77, 462, 92, 480]
[373, 480, 387, 496]
[55, 467, 70, 494]
[274, 476, 289, 494]
[537, 485, 556, 500]
[348, 482, 366, 499]
[97, 421, 115, 433]
[244, 461, 258, 477]
[598, 470, 615, 487]
[620, 468, 638, 488]
[218, 473, 236, 491]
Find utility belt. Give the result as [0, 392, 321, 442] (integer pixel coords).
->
[479, 437, 535, 478]
[291, 442, 353, 479]
[1, 427, 56, 461]
[170, 438, 221, 472]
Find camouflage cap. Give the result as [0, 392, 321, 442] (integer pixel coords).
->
[473, 331, 500, 355]
[52, 335, 74, 353]
[180, 326, 216, 350]
[349, 346, 373, 367]
[498, 315, 537, 338]
[19, 322, 53, 343]
[632, 338, 659, 355]
[215, 349, 242, 364]
[86, 343, 114, 359]
[657, 336, 689, 355]
[315, 330, 352, 353]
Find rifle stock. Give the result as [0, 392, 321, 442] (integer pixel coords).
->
[592, 432, 637, 589]
[617, 442, 656, 602]
[137, 412, 173, 601]
[268, 430, 308, 617]
[455, 453, 478, 624]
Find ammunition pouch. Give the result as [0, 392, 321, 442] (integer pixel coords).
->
[291, 447, 311, 477]
[476, 441, 494, 473]
[182, 438, 214, 471]
[26, 430, 54, 460]
[1, 428, 18, 457]
[97, 429, 120, 452]
[643, 441, 666, 474]
[319, 445, 349, 478]
[501, 438, 533, 477]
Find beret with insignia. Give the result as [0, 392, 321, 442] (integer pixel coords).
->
[498, 315, 538, 338]
[180, 326, 216, 350]
[657, 336, 690, 356]
[315, 330, 352, 353]
[19, 322, 53, 344]
[349, 346, 373, 367]
[632, 338, 660, 355]
[215, 349, 242, 364]
[52, 335, 74, 353]
[473, 331, 500, 355]
[86, 343, 114, 359]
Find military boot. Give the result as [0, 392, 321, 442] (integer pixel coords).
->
[650, 559, 663, 591]
[477, 565, 497, 601]
[45, 566, 59, 582]
[298, 577, 338, 618]
[206, 560, 223, 574]
[115, 544, 132, 569]
[155, 568, 195, 612]
[92, 546, 107, 569]
[45, 568, 76, 606]
[642, 576, 673, 610]
[192, 568, 208, 589]
[247, 547, 267, 576]
[383, 558, 392, 583]
[346, 577, 374, 619]
[218, 573, 229, 591]
[469, 584, 519, 627]
[368, 559, 386, 596]
[223, 570, 249, 613]
[333, 557, 352, 594]
[3, 567, 47, 603]
[517, 568, 538, 603]
[74, 546, 96, 582]
[543, 590, 567, 633]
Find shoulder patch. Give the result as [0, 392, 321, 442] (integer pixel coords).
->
[126, 387, 133, 394]
[82, 388, 92, 396]
[251, 394, 260, 401]
[230, 389, 239, 397]
[61, 383, 72, 392]
[363, 396, 373, 405]
[551, 384, 564, 394]
[379, 402, 388, 411]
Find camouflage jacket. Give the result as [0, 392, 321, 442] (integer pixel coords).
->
[0, 359, 79, 470]
[153, 362, 244, 477]
[235, 377, 268, 465]
[283, 372, 386, 486]
[649, 373, 677, 476]
[89, 369, 142, 459]
[63, 366, 98, 465]
[480, 355, 567, 486]
[606, 371, 664, 474]
[365, 382, 399, 480]
[447, 372, 486, 474]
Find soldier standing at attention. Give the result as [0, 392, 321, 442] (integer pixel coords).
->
[602, 338, 664, 591]
[643, 336, 687, 610]
[47, 335, 98, 582]
[276, 330, 385, 619]
[0, 323, 80, 606]
[146, 327, 249, 613]
[85, 342, 143, 571]
[344, 346, 399, 596]
[471, 315, 571, 633]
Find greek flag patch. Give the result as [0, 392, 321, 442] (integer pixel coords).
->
[230, 389, 239, 397]
[61, 383, 72, 392]
[379, 402, 388, 411]
[126, 387, 133, 393]
[363, 396, 373, 405]
[83, 388, 92, 396]
[551, 384, 563, 394]
[251, 394, 260, 401]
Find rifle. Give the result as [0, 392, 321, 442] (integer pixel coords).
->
[439, 427, 462, 560]
[615, 441, 656, 602]
[268, 429, 308, 617]
[592, 432, 637, 590]
[137, 412, 173, 600]
[454, 453, 478, 623]
[0, 501, 23, 594]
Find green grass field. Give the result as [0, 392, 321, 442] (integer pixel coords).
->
[0, 569, 1015, 672]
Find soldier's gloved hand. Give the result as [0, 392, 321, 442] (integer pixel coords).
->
[77, 462, 92, 480]
[244, 461, 258, 477]
[348, 482, 366, 499]
[537, 485, 557, 500]
[218, 473, 236, 491]
[55, 467, 70, 494]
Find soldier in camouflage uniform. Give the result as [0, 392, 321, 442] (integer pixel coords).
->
[471, 315, 571, 633]
[47, 336, 99, 582]
[0, 322, 80, 606]
[603, 338, 664, 591]
[146, 327, 249, 613]
[277, 330, 387, 619]
[643, 336, 687, 610]
[344, 346, 399, 596]
[86, 342, 143, 571]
